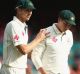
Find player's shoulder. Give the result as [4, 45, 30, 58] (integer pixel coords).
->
[66, 30, 72, 35]
[65, 30, 73, 39]
[7, 19, 20, 28]
[46, 26, 52, 29]
[45, 24, 54, 32]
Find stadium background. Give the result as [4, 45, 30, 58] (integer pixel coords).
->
[0, 0, 80, 73]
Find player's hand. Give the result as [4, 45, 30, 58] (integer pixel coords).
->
[35, 29, 50, 42]
[38, 67, 48, 74]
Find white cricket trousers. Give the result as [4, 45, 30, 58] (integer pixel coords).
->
[0, 64, 26, 74]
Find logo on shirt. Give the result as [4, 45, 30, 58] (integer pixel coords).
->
[13, 34, 19, 40]
[22, 32, 24, 36]
[52, 36, 57, 42]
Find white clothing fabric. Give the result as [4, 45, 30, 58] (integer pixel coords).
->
[0, 64, 26, 74]
[32, 23, 73, 74]
[2, 16, 28, 68]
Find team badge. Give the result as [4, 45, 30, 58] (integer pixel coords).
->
[52, 36, 57, 42]
[13, 34, 19, 40]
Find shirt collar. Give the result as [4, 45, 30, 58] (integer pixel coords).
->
[52, 23, 61, 34]
[13, 16, 28, 28]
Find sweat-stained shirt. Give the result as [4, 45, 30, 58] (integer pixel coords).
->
[32, 23, 73, 74]
[2, 16, 28, 68]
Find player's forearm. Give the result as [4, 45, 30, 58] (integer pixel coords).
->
[25, 38, 42, 53]
[24, 30, 47, 54]
[38, 67, 47, 74]
[16, 38, 42, 54]
[17, 29, 47, 54]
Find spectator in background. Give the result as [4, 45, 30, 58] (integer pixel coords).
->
[69, 43, 80, 74]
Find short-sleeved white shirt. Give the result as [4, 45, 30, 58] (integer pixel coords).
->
[32, 23, 73, 74]
[2, 16, 28, 68]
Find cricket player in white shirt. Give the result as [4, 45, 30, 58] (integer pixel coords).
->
[32, 10, 76, 74]
[0, 0, 48, 74]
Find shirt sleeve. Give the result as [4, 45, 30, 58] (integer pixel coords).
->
[8, 22, 25, 46]
[31, 40, 46, 70]
[64, 30, 73, 56]
[66, 30, 73, 49]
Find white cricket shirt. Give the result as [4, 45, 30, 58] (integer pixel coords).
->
[2, 16, 28, 68]
[32, 23, 73, 74]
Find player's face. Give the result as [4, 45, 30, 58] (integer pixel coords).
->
[58, 19, 70, 32]
[17, 8, 32, 22]
[62, 20, 71, 30]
